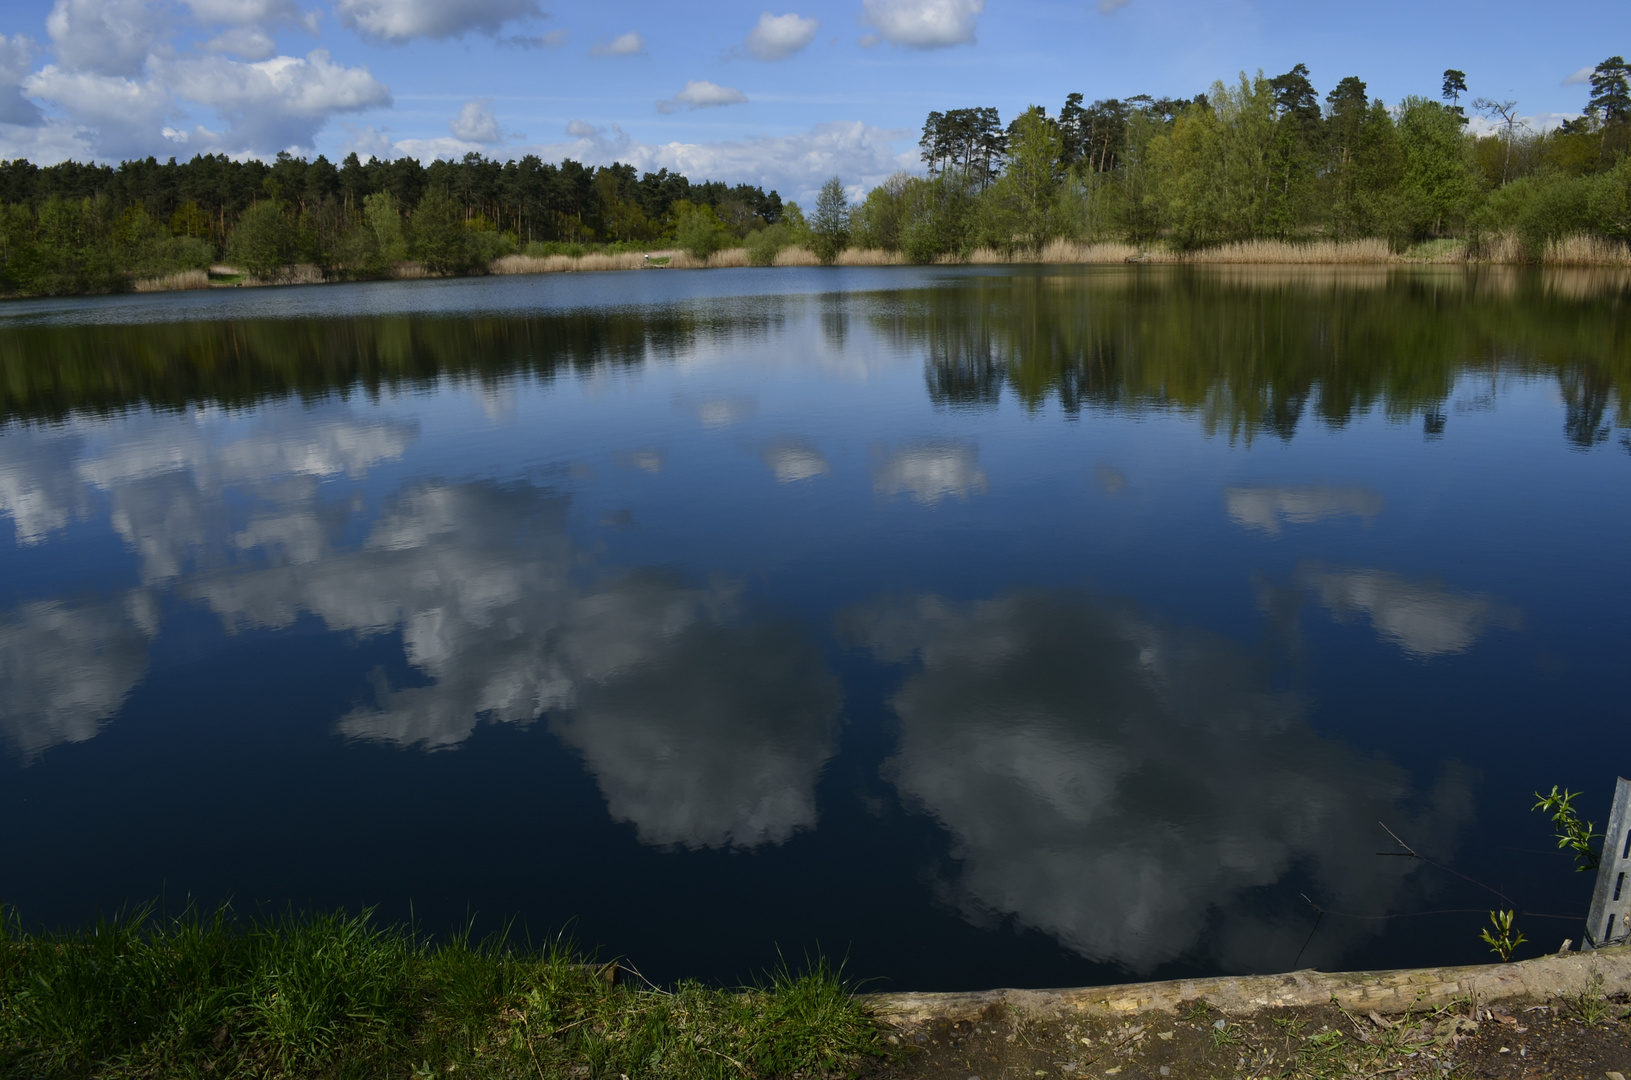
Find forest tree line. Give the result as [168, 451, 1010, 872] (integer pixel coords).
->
[0, 151, 787, 295]
[826, 57, 1631, 261]
[1, 57, 1628, 295]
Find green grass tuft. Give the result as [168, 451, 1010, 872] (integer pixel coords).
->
[0, 903, 887, 1079]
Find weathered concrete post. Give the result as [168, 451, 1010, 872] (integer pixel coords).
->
[1584, 776, 1631, 950]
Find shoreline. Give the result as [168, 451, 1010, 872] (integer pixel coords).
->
[866, 945, 1631, 1025]
[80, 235, 1631, 297]
[860, 948, 1631, 1079]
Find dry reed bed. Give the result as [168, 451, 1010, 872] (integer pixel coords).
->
[480, 234, 1629, 276]
[133, 269, 210, 292]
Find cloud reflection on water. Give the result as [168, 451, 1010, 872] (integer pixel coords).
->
[763, 442, 831, 483]
[840, 590, 1471, 973]
[1224, 485, 1384, 535]
[873, 440, 988, 504]
[1293, 563, 1522, 659]
[185, 480, 841, 851]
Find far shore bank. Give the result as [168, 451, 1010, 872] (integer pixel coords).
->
[93, 234, 1631, 296]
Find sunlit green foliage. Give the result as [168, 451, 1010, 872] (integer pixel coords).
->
[1533, 785, 1604, 871]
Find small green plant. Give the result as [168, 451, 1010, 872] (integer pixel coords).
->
[1479, 909, 1527, 961]
[1533, 785, 1603, 871]
[1576, 970, 1611, 1026]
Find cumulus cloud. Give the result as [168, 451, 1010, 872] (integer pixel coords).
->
[335, 0, 541, 41]
[153, 49, 391, 154]
[743, 12, 818, 59]
[429, 118, 913, 203]
[657, 79, 749, 114]
[1564, 66, 1594, 86]
[763, 441, 830, 483]
[590, 31, 644, 56]
[201, 25, 278, 59]
[45, 0, 163, 77]
[0, 34, 43, 125]
[450, 97, 500, 142]
[839, 589, 1473, 972]
[22, 66, 171, 159]
[860, 0, 982, 49]
[873, 440, 987, 504]
[1224, 485, 1384, 536]
[1291, 563, 1522, 660]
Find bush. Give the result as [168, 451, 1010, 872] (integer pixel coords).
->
[672, 201, 732, 260]
[227, 201, 300, 279]
[745, 222, 793, 266]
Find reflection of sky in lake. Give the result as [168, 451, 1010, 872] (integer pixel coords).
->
[2, 268, 1628, 990]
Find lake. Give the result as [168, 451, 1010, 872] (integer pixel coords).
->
[2, 264, 1628, 992]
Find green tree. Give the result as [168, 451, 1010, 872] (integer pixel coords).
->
[1589, 56, 1630, 161]
[671, 200, 732, 260]
[983, 106, 1065, 251]
[227, 200, 298, 279]
[810, 177, 850, 264]
[363, 192, 408, 264]
[1441, 69, 1469, 123]
[1394, 96, 1480, 240]
[410, 187, 472, 274]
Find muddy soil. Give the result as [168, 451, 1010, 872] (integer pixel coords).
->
[864, 995, 1631, 1080]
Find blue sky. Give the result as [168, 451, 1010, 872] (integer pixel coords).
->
[0, 0, 1621, 200]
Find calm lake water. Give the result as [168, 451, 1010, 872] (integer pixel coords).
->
[2, 265, 1628, 991]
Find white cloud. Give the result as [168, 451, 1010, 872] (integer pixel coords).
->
[202, 25, 278, 59]
[1224, 485, 1383, 536]
[450, 97, 500, 142]
[1294, 564, 1521, 660]
[184, 0, 318, 32]
[22, 65, 172, 159]
[873, 440, 987, 504]
[763, 442, 830, 483]
[400, 118, 915, 203]
[657, 79, 749, 114]
[335, 0, 541, 41]
[44, 0, 163, 77]
[744, 12, 818, 60]
[839, 589, 1473, 972]
[860, 0, 982, 49]
[1564, 66, 1594, 86]
[156, 49, 391, 154]
[590, 30, 645, 56]
[0, 34, 43, 125]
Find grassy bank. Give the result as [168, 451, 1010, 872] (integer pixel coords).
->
[0, 905, 885, 1080]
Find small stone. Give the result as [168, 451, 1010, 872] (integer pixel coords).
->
[1607, 1072, 1627, 1080]
[1498, 1047, 1510, 1054]
[1160, 1068, 1171, 1076]
[1213, 1019, 1228, 1030]
[1157, 1031, 1173, 1041]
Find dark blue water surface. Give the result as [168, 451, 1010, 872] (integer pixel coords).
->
[2, 265, 1628, 991]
